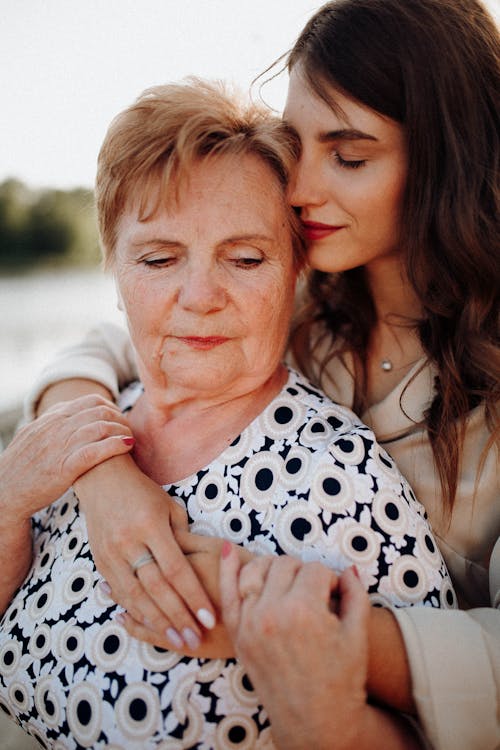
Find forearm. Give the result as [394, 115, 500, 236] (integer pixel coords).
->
[269, 702, 422, 750]
[367, 606, 415, 713]
[349, 704, 422, 750]
[0, 519, 32, 615]
[0, 458, 33, 614]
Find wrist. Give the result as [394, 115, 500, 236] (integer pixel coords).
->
[74, 452, 138, 499]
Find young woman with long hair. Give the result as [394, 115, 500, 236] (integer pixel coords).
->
[22, 1, 500, 747]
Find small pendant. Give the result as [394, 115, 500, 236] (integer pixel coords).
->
[380, 359, 393, 372]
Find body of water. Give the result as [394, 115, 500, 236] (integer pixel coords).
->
[0, 268, 125, 412]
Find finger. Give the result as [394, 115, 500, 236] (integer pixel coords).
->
[102, 562, 201, 651]
[292, 561, 339, 607]
[338, 567, 370, 637]
[136, 562, 204, 642]
[63, 434, 136, 479]
[258, 555, 302, 604]
[150, 534, 216, 631]
[238, 555, 273, 600]
[219, 541, 243, 636]
[67, 421, 133, 453]
[47, 393, 124, 417]
[116, 612, 185, 652]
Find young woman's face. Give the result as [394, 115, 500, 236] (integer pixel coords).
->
[284, 66, 408, 274]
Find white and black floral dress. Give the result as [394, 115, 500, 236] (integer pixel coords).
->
[0, 368, 455, 749]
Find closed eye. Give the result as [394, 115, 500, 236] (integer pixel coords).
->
[143, 257, 175, 268]
[231, 257, 264, 269]
[334, 152, 366, 169]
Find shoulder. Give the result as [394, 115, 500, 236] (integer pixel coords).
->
[281, 367, 424, 501]
[279, 367, 393, 466]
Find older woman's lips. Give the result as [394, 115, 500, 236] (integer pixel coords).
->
[301, 221, 343, 241]
[177, 336, 229, 350]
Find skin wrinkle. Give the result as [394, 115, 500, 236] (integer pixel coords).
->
[111, 153, 297, 485]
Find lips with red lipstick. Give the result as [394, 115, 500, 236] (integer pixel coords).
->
[301, 220, 344, 241]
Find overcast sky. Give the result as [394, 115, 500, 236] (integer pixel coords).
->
[2, 0, 498, 191]
[1, 0, 322, 190]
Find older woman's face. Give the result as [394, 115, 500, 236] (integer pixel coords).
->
[114, 154, 296, 401]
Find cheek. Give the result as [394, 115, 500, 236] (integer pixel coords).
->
[246, 276, 295, 348]
[119, 280, 169, 335]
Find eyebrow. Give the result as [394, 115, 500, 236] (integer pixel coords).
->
[317, 128, 378, 143]
[130, 234, 275, 250]
[222, 234, 275, 246]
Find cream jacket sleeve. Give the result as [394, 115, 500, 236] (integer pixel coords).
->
[393, 539, 500, 750]
[24, 322, 137, 419]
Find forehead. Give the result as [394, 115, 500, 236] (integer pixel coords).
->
[118, 153, 291, 243]
[284, 66, 404, 146]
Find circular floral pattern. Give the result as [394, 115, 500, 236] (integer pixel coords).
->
[66, 682, 103, 747]
[115, 682, 161, 741]
[0, 368, 453, 748]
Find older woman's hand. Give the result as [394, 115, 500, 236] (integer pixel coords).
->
[0, 394, 135, 614]
[75, 460, 217, 652]
[35, 379, 218, 654]
[0, 394, 134, 523]
[219, 546, 422, 750]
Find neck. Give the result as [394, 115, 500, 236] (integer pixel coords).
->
[128, 365, 288, 484]
[362, 256, 425, 406]
[364, 255, 422, 323]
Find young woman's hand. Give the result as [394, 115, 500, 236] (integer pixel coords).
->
[74, 458, 217, 652]
[219, 547, 422, 750]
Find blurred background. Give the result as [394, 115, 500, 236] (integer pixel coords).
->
[0, 0, 325, 448]
[1, 0, 499, 448]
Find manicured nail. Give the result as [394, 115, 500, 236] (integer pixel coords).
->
[221, 540, 232, 560]
[100, 580, 112, 596]
[182, 628, 201, 650]
[351, 565, 360, 580]
[122, 437, 135, 446]
[166, 628, 184, 650]
[197, 608, 216, 630]
[115, 613, 126, 626]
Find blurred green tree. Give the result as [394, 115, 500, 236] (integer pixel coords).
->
[0, 179, 101, 272]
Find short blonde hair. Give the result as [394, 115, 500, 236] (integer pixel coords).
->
[96, 78, 305, 268]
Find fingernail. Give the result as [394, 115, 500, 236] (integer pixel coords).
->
[143, 618, 154, 629]
[115, 613, 126, 626]
[166, 628, 184, 650]
[351, 565, 360, 580]
[122, 437, 135, 446]
[100, 580, 112, 596]
[221, 540, 232, 560]
[182, 627, 201, 650]
[197, 608, 216, 630]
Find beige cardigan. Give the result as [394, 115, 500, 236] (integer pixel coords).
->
[26, 322, 500, 750]
[307, 339, 500, 750]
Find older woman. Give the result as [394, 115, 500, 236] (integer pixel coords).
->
[0, 80, 453, 749]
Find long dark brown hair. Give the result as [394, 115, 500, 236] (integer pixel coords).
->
[288, 0, 500, 512]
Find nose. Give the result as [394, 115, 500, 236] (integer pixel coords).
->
[177, 263, 227, 314]
[289, 152, 327, 210]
